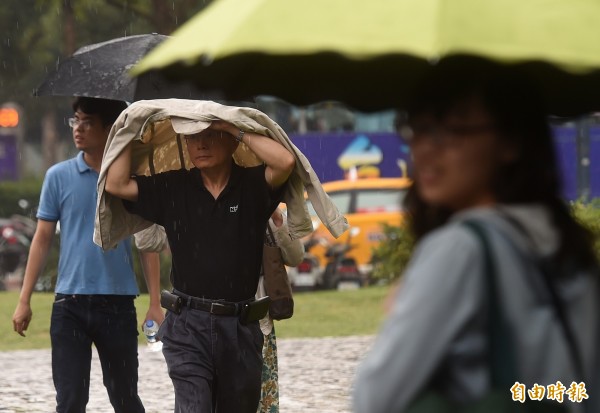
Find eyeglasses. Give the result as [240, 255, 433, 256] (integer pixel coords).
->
[68, 117, 93, 130]
[402, 122, 496, 147]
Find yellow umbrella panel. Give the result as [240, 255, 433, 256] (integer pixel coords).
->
[133, 0, 600, 116]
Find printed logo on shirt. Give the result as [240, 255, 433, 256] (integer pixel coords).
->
[230, 205, 239, 213]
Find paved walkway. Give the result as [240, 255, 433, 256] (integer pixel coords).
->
[0, 335, 374, 413]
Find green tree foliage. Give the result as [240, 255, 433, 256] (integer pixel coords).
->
[1, 1, 212, 288]
[1, 0, 66, 145]
[370, 222, 414, 283]
[572, 199, 600, 261]
[0, 0, 211, 148]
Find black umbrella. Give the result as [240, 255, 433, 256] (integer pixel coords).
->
[35, 33, 219, 102]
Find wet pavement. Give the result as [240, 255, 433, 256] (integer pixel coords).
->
[0, 335, 374, 413]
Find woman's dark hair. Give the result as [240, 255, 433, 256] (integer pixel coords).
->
[72, 97, 127, 127]
[405, 56, 597, 270]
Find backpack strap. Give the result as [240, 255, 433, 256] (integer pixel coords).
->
[493, 211, 585, 380]
[463, 221, 517, 388]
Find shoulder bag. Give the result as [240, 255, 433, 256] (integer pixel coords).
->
[262, 225, 294, 320]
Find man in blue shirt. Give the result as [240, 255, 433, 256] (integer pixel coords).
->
[12, 97, 164, 413]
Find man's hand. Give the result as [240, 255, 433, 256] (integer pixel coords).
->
[12, 302, 33, 337]
[209, 120, 238, 137]
[210, 120, 295, 189]
[143, 305, 165, 332]
[271, 208, 284, 227]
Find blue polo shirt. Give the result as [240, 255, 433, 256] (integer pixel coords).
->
[37, 152, 138, 295]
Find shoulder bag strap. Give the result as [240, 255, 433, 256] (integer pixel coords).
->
[265, 223, 277, 247]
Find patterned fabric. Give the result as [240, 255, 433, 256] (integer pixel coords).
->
[257, 328, 279, 413]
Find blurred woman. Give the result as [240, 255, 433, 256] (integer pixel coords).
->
[257, 207, 303, 413]
[353, 57, 599, 413]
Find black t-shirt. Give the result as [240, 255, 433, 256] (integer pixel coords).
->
[124, 163, 281, 301]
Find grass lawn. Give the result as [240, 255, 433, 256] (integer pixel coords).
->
[0, 285, 390, 352]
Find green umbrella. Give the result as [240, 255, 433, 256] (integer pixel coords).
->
[133, 0, 600, 116]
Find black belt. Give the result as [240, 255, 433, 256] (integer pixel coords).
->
[55, 293, 135, 303]
[173, 290, 253, 316]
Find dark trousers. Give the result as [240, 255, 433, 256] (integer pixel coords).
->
[50, 294, 144, 413]
[159, 306, 264, 413]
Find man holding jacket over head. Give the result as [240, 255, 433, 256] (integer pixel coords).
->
[105, 118, 295, 413]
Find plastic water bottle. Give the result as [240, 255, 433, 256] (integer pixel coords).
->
[142, 320, 162, 352]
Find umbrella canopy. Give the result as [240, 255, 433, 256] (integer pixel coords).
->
[36, 33, 219, 102]
[133, 0, 600, 116]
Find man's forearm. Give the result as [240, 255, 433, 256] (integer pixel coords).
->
[242, 132, 294, 171]
[139, 250, 165, 325]
[105, 142, 138, 201]
[18, 232, 53, 305]
[239, 132, 295, 188]
[211, 121, 295, 187]
[140, 251, 161, 307]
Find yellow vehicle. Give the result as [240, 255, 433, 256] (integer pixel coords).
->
[306, 177, 412, 276]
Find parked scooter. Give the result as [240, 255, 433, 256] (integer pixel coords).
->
[0, 215, 34, 289]
[321, 227, 364, 290]
[288, 237, 322, 291]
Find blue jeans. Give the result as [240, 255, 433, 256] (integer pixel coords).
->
[159, 306, 264, 413]
[50, 294, 144, 413]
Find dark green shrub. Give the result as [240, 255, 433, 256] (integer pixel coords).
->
[370, 223, 414, 283]
[571, 199, 600, 262]
[0, 178, 43, 219]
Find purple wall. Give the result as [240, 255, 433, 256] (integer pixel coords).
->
[290, 127, 597, 201]
[552, 126, 578, 201]
[0, 134, 18, 181]
[590, 126, 600, 199]
[289, 132, 411, 183]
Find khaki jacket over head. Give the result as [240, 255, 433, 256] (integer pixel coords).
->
[94, 99, 348, 250]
